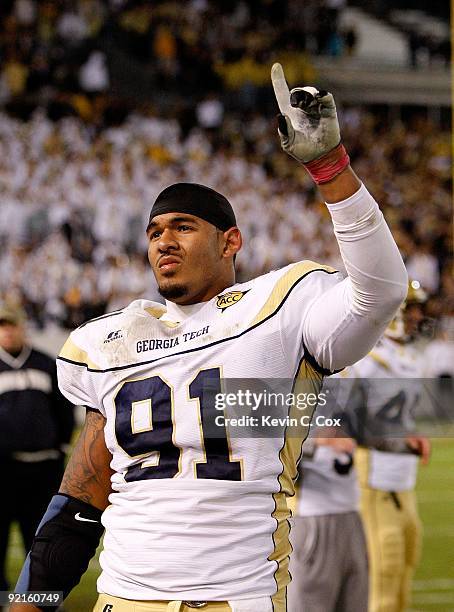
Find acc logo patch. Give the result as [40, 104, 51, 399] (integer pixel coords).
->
[216, 290, 249, 312]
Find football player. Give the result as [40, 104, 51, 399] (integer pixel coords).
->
[287, 429, 368, 612]
[12, 64, 407, 612]
[0, 305, 74, 598]
[335, 281, 431, 612]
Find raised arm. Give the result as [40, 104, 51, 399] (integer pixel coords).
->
[12, 409, 113, 611]
[271, 63, 407, 371]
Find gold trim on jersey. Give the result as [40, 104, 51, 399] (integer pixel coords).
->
[269, 491, 291, 609]
[145, 306, 180, 328]
[369, 351, 391, 372]
[131, 399, 153, 434]
[285, 487, 298, 516]
[164, 373, 183, 478]
[145, 306, 166, 318]
[58, 337, 101, 370]
[94, 594, 234, 611]
[250, 261, 336, 327]
[355, 446, 371, 489]
[269, 358, 323, 600]
[112, 373, 183, 479]
[186, 367, 208, 479]
[187, 366, 244, 480]
[271, 585, 288, 612]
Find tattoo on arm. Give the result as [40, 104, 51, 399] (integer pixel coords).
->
[60, 409, 113, 510]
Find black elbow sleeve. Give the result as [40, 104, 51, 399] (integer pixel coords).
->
[15, 494, 104, 609]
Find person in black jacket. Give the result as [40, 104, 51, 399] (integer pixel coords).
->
[0, 304, 75, 592]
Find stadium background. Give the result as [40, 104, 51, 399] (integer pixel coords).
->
[0, 0, 452, 610]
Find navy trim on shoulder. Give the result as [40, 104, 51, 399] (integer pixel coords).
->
[77, 309, 124, 330]
[303, 347, 337, 377]
[85, 406, 101, 413]
[58, 268, 339, 374]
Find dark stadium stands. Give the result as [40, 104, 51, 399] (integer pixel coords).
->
[0, 1, 451, 333]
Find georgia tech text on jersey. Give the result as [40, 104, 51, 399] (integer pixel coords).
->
[136, 325, 210, 353]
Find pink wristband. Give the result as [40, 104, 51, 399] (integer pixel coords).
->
[304, 143, 350, 184]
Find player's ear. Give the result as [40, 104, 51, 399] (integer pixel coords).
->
[221, 227, 242, 259]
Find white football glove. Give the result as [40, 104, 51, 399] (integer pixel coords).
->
[271, 62, 341, 163]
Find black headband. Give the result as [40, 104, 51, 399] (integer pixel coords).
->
[147, 183, 236, 232]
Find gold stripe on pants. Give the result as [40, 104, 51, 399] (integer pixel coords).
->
[93, 593, 233, 611]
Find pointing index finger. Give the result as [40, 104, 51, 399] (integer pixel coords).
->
[271, 62, 290, 114]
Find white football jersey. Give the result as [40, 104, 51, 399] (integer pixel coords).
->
[344, 336, 425, 491]
[424, 339, 454, 377]
[291, 444, 359, 517]
[57, 261, 342, 604]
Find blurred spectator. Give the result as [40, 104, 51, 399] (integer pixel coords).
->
[0, 304, 75, 592]
[406, 241, 440, 295]
[343, 26, 358, 57]
[196, 93, 224, 130]
[14, 0, 37, 27]
[79, 50, 109, 93]
[1, 52, 28, 99]
[316, 0, 346, 56]
[57, 5, 88, 44]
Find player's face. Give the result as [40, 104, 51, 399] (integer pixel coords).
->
[0, 321, 25, 354]
[147, 213, 241, 305]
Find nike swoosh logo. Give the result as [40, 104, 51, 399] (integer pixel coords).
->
[75, 512, 99, 523]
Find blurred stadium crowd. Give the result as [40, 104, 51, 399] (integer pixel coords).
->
[0, 0, 349, 109]
[0, 0, 452, 336]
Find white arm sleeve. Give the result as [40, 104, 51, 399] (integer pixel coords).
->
[303, 184, 407, 371]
